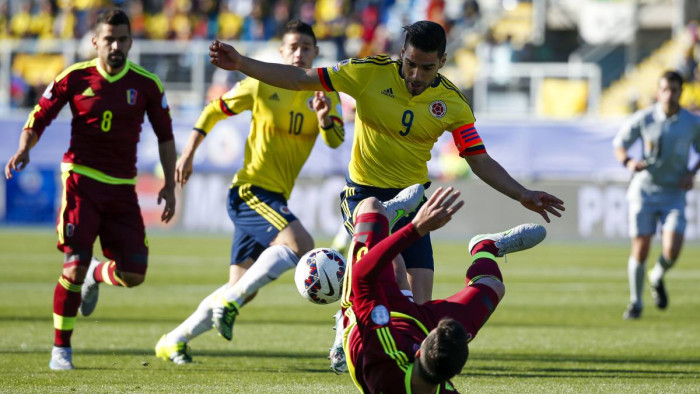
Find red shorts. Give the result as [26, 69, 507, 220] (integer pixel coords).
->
[57, 171, 148, 274]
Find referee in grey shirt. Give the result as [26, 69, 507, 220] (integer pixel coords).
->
[613, 70, 700, 319]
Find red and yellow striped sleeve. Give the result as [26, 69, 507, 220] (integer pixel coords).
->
[451, 123, 486, 157]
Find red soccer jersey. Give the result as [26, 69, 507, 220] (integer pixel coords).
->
[345, 224, 460, 393]
[24, 59, 173, 179]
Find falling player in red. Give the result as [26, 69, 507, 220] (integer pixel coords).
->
[4, 9, 176, 370]
[339, 186, 548, 393]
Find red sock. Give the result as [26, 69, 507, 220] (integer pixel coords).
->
[93, 261, 126, 287]
[472, 240, 499, 256]
[350, 213, 389, 265]
[53, 275, 82, 347]
[466, 258, 503, 284]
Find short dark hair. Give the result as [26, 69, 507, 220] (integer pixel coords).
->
[402, 21, 447, 58]
[96, 9, 131, 35]
[283, 19, 317, 46]
[661, 70, 684, 86]
[418, 318, 469, 384]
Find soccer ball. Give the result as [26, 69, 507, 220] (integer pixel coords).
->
[295, 248, 346, 305]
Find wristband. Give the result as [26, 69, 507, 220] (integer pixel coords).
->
[622, 157, 631, 167]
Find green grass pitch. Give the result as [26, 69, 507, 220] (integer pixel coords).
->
[1, 228, 699, 393]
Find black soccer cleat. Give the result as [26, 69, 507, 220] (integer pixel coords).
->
[622, 303, 642, 320]
[650, 278, 668, 310]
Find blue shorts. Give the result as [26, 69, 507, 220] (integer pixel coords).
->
[227, 184, 298, 264]
[339, 179, 433, 270]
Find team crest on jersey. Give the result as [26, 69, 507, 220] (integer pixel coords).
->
[332, 59, 350, 72]
[126, 89, 138, 105]
[371, 305, 390, 325]
[42, 82, 54, 100]
[429, 100, 446, 118]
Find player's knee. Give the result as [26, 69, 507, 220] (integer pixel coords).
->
[62, 251, 91, 282]
[357, 197, 384, 215]
[119, 272, 145, 287]
[472, 276, 505, 301]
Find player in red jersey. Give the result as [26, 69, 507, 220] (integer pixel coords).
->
[339, 187, 547, 392]
[4, 9, 176, 370]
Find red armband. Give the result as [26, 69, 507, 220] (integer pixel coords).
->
[451, 123, 486, 157]
[317, 68, 335, 92]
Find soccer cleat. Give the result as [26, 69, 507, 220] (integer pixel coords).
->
[80, 258, 101, 317]
[329, 310, 347, 374]
[212, 297, 239, 341]
[49, 346, 74, 370]
[622, 303, 642, 320]
[649, 277, 668, 310]
[155, 335, 192, 365]
[468, 223, 547, 257]
[382, 184, 425, 230]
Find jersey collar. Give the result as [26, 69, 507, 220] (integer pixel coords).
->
[95, 58, 131, 83]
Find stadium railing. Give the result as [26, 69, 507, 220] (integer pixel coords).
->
[0, 39, 339, 117]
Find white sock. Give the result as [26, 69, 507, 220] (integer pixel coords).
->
[223, 245, 298, 306]
[628, 257, 645, 307]
[648, 255, 674, 286]
[167, 284, 227, 343]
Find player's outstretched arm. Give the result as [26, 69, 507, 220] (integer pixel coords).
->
[466, 153, 565, 222]
[209, 40, 324, 91]
[158, 140, 177, 223]
[412, 187, 464, 236]
[5, 129, 38, 180]
[175, 131, 206, 188]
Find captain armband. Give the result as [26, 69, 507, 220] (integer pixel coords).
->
[451, 123, 486, 157]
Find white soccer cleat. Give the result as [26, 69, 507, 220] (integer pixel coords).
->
[382, 184, 425, 230]
[80, 258, 101, 317]
[329, 310, 347, 374]
[49, 346, 74, 370]
[468, 223, 546, 257]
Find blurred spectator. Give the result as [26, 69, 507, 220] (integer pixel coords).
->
[145, 6, 171, 39]
[240, 1, 275, 40]
[30, 0, 55, 39]
[478, 30, 513, 86]
[10, 2, 32, 38]
[0, 0, 9, 39]
[127, 1, 146, 38]
[54, 1, 78, 39]
[676, 22, 699, 83]
[217, 2, 243, 40]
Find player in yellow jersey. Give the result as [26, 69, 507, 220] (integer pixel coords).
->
[209, 20, 565, 371]
[155, 20, 345, 364]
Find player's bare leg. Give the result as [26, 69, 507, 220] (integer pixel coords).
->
[624, 235, 651, 319]
[648, 230, 684, 310]
[407, 268, 433, 304]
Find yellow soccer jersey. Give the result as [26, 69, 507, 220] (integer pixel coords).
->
[194, 77, 345, 199]
[318, 55, 479, 188]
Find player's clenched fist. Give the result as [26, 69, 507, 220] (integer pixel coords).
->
[209, 40, 242, 71]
